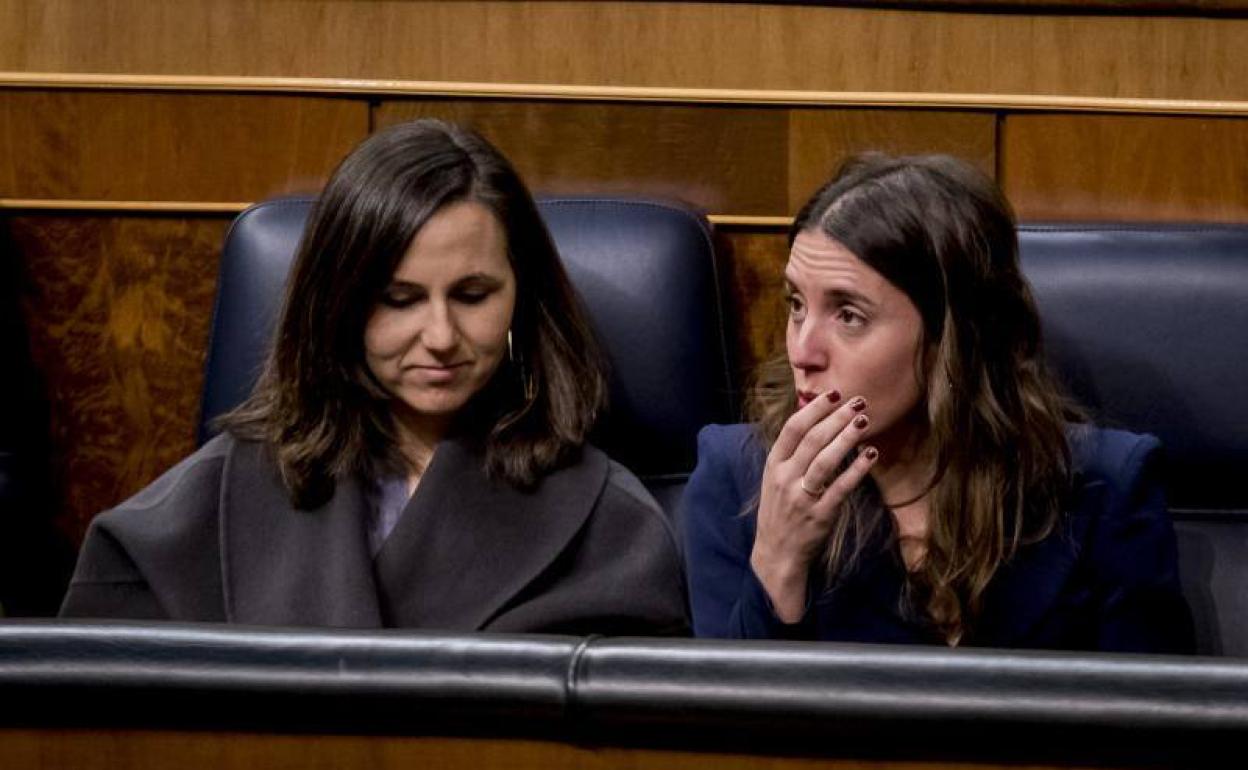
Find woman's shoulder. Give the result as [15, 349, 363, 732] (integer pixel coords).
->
[696, 423, 766, 471]
[1066, 424, 1162, 493]
[570, 444, 664, 518]
[559, 444, 678, 546]
[680, 423, 766, 521]
[104, 433, 240, 516]
[72, 435, 244, 592]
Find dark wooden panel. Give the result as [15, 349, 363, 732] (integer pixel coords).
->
[1001, 114, 1248, 221]
[0, 728, 1088, 770]
[0, 92, 368, 201]
[375, 100, 789, 216]
[787, 109, 997, 208]
[7, 214, 228, 543]
[717, 227, 790, 381]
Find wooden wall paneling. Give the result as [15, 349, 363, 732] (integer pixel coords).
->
[786, 108, 998, 208]
[7, 214, 229, 543]
[1000, 113, 1248, 221]
[375, 100, 790, 216]
[0, 729, 1093, 770]
[2, 1, 1247, 102]
[716, 226, 791, 381]
[0, 91, 368, 202]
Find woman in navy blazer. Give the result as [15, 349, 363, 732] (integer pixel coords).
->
[682, 154, 1193, 652]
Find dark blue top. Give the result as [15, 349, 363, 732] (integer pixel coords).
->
[681, 423, 1194, 653]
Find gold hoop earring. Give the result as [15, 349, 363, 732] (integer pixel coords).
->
[507, 329, 515, 363]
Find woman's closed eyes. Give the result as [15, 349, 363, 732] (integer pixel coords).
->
[380, 274, 505, 309]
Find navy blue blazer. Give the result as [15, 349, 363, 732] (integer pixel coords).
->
[681, 423, 1194, 653]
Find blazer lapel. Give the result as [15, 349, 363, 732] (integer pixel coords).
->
[372, 438, 607, 631]
[219, 439, 384, 627]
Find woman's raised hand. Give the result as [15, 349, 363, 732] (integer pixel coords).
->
[749, 392, 878, 622]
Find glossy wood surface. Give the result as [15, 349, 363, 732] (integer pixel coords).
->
[1, 1, 1245, 102]
[785, 109, 996, 204]
[1001, 113, 1248, 221]
[0, 91, 366, 201]
[0, 728, 1102, 770]
[7, 215, 227, 541]
[377, 101, 994, 216]
[717, 228, 791, 379]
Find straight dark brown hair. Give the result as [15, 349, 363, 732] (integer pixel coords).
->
[224, 119, 607, 508]
[749, 153, 1078, 645]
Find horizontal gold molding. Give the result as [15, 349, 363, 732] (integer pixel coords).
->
[0, 199, 795, 227]
[0, 199, 251, 213]
[707, 215, 794, 227]
[3, 72, 1248, 116]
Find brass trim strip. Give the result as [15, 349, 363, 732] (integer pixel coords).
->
[0, 199, 796, 226]
[0, 199, 252, 213]
[2, 72, 1247, 116]
[708, 216, 795, 227]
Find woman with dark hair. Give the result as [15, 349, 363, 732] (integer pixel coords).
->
[683, 153, 1192, 652]
[61, 120, 688, 634]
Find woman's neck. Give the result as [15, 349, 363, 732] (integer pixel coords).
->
[868, 421, 936, 555]
[391, 406, 451, 487]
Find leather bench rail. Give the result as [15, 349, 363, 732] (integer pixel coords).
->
[2, 622, 1246, 763]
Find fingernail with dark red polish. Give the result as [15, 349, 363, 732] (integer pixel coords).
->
[851, 397, 867, 412]
[853, 414, 869, 429]
[826, 390, 841, 403]
[864, 446, 879, 460]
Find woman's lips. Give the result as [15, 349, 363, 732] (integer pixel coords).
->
[796, 390, 817, 408]
[406, 362, 469, 384]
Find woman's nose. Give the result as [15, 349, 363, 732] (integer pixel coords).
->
[787, 322, 827, 371]
[422, 302, 459, 353]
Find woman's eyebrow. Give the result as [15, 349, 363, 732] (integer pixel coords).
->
[824, 287, 876, 308]
[453, 272, 505, 286]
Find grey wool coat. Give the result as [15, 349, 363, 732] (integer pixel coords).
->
[60, 433, 689, 635]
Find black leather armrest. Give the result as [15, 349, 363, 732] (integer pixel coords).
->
[3, 621, 1247, 764]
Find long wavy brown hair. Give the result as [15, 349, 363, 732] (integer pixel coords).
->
[749, 153, 1078, 645]
[223, 120, 607, 509]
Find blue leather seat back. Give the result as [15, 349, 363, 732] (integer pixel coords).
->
[1020, 225, 1248, 515]
[1019, 224, 1248, 655]
[200, 197, 735, 515]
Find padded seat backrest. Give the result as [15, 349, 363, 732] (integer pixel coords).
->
[200, 197, 735, 516]
[1019, 224, 1248, 655]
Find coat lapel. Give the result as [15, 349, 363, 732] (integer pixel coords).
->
[372, 438, 607, 631]
[219, 440, 384, 627]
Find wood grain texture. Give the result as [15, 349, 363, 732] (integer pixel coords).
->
[377, 100, 789, 215]
[7, 215, 228, 543]
[0, 91, 366, 201]
[377, 102, 994, 217]
[7, 73, 1248, 117]
[717, 227, 791, 381]
[0, 728, 1098, 770]
[0, 1, 1245, 102]
[786, 109, 997, 209]
[1001, 113, 1248, 221]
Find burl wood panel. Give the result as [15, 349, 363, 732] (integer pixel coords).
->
[2, 0, 1246, 101]
[0, 728, 1096, 770]
[7, 215, 228, 543]
[0, 91, 367, 202]
[1001, 114, 1248, 222]
[717, 227, 791, 381]
[377, 102, 995, 217]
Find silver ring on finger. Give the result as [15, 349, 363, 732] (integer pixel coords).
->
[799, 476, 825, 498]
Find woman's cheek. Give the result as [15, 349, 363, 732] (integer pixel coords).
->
[363, 312, 409, 361]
